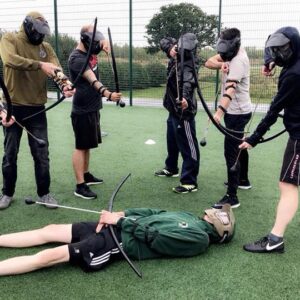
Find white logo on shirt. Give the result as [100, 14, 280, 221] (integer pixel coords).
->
[178, 222, 188, 228]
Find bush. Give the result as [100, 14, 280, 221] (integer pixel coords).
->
[99, 59, 166, 91]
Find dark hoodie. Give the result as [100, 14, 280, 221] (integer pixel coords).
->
[160, 37, 199, 120]
[247, 27, 300, 146]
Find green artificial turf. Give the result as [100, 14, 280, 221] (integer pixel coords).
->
[0, 102, 299, 300]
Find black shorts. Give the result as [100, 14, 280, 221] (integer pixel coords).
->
[280, 138, 300, 185]
[68, 222, 122, 272]
[71, 111, 102, 150]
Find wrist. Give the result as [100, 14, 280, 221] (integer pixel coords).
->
[107, 92, 113, 101]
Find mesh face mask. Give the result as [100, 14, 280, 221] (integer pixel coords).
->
[266, 32, 293, 67]
[80, 31, 105, 55]
[270, 43, 293, 67]
[216, 36, 240, 61]
[23, 16, 50, 45]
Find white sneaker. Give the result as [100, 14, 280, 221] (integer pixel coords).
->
[0, 195, 13, 209]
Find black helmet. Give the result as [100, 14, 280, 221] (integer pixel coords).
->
[266, 32, 293, 67]
[23, 11, 50, 45]
[80, 30, 105, 55]
[216, 28, 241, 61]
[178, 33, 198, 52]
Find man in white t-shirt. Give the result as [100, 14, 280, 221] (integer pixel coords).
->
[205, 28, 252, 208]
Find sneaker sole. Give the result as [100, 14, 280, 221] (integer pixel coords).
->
[212, 202, 240, 209]
[155, 174, 179, 178]
[173, 188, 198, 194]
[74, 192, 97, 200]
[224, 182, 252, 190]
[86, 182, 103, 186]
[44, 204, 58, 209]
[238, 186, 252, 190]
[243, 246, 284, 253]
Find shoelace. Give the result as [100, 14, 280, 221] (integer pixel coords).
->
[254, 236, 268, 246]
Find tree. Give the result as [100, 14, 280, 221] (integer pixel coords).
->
[145, 3, 218, 53]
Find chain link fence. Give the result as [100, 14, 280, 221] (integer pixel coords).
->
[0, 0, 299, 111]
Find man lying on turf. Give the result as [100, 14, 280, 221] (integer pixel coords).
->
[0, 204, 235, 276]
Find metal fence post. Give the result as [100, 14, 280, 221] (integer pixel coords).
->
[53, 0, 60, 100]
[215, 0, 222, 110]
[129, 0, 133, 106]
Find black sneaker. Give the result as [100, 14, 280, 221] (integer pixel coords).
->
[84, 172, 103, 186]
[224, 180, 252, 190]
[74, 184, 97, 200]
[173, 184, 198, 194]
[238, 179, 252, 190]
[212, 194, 240, 209]
[243, 236, 284, 253]
[155, 168, 179, 177]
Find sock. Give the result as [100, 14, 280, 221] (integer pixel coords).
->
[76, 182, 85, 188]
[268, 233, 283, 242]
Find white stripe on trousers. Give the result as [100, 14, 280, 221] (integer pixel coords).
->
[184, 120, 197, 161]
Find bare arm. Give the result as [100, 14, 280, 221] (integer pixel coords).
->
[82, 69, 122, 102]
[214, 80, 237, 123]
[205, 54, 224, 70]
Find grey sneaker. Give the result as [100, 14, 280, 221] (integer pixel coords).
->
[38, 194, 58, 209]
[0, 195, 12, 210]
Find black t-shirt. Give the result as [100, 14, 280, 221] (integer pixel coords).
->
[68, 49, 102, 114]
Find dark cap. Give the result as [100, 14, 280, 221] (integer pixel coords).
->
[25, 11, 50, 35]
[84, 31, 105, 42]
[266, 32, 290, 48]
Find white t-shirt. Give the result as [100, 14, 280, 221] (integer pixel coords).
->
[223, 48, 252, 115]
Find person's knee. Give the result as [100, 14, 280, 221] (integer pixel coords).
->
[34, 247, 68, 268]
[34, 249, 58, 268]
[39, 224, 60, 242]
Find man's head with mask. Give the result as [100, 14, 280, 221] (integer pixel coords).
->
[23, 11, 50, 45]
[177, 32, 198, 59]
[80, 25, 105, 55]
[265, 32, 293, 67]
[216, 28, 241, 62]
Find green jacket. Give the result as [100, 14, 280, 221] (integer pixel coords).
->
[0, 25, 60, 105]
[117, 208, 220, 260]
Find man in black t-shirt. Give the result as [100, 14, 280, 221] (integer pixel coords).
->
[68, 24, 121, 200]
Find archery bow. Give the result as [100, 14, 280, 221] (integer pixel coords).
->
[23, 18, 98, 121]
[0, 74, 12, 122]
[107, 27, 125, 107]
[192, 53, 286, 144]
[108, 173, 142, 278]
[191, 52, 244, 142]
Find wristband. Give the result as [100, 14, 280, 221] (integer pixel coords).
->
[225, 84, 236, 91]
[226, 79, 239, 84]
[218, 105, 227, 113]
[91, 80, 98, 88]
[223, 93, 232, 101]
[107, 92, 113, 101]
[98, 87, 107, 96]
